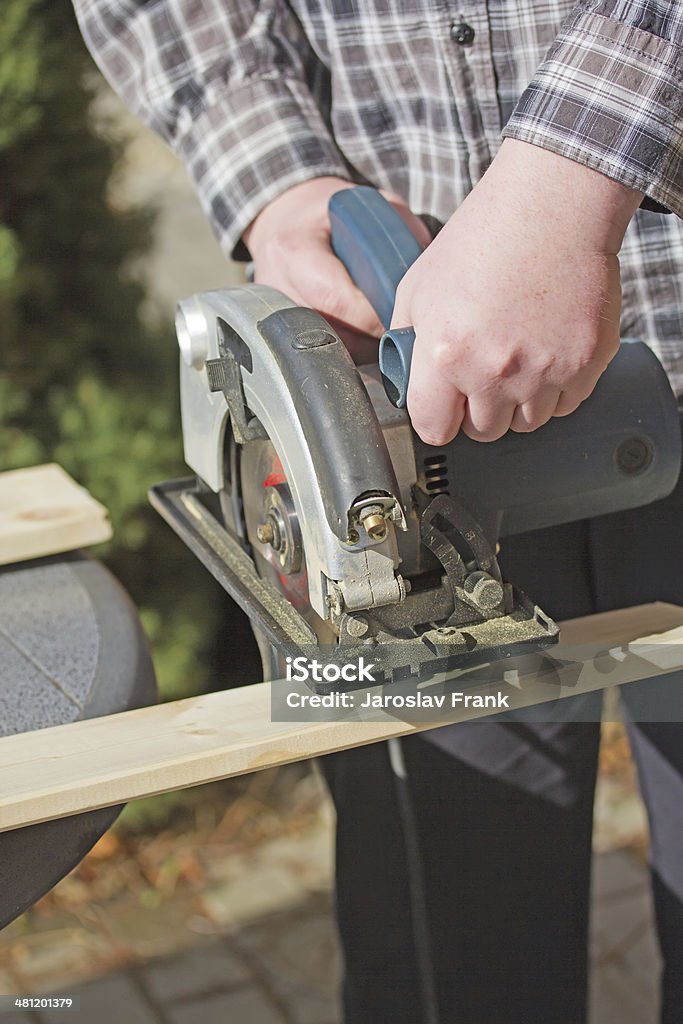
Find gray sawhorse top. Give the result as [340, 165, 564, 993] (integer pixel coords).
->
[0, 551, 157, 929]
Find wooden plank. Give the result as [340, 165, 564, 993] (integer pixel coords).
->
[0, 464, 112, 565]
[1, 601, 683, 833]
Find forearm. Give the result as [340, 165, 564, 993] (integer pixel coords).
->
[72, 0, 351, 259]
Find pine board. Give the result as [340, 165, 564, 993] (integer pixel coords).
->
[1, 602, 682, 832]
[0, 464, 112, 565]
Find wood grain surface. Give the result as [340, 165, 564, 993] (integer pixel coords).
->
[1, 602, 683, 832]
[0, 464, 112, 565]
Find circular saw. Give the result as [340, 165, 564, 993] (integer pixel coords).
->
[150, 188, 681, 692]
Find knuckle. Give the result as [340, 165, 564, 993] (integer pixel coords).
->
[494, 346, 524, 380]
[429, 336, 455, 374]
[471, 342, 524, 386]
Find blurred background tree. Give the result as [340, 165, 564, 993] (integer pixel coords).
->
[0, 0, 260, 715]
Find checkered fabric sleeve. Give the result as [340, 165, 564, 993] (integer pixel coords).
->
[72, 0, 352, 259]
[502, 0, 683, 217]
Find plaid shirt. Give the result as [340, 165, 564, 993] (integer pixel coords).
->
[73, 0, 683, 395]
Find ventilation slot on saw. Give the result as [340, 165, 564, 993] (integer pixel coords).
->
[423, 455, 450, 495]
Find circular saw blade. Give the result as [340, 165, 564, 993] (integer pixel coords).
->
[220, 429, 336, 655]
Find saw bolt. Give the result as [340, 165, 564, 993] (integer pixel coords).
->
[256, 520, 275, 546]
[256, 484, 302, 575]
[358, 504, 388, 542]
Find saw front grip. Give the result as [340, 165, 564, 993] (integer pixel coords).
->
[328, 187, 423, 408]
[176, 285, 408, 620]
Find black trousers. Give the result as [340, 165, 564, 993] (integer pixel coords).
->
[321, 465, 683, 1024]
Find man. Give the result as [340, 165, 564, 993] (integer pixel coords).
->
[73, 1, 683, 1020]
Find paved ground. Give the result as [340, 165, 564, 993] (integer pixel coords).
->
[0, 849, 660, 1024]
[589, 850, 660, 1023]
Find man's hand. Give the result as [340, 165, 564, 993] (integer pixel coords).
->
[243, 176, 432, 362]
[391, 139, 644, 444]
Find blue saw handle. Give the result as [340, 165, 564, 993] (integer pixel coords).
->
[329, 187, 419, 407]
[329, 186, 423, 329]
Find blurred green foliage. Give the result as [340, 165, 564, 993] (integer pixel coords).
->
[0, 0, 252, 704]
[0, 0, 43, 151]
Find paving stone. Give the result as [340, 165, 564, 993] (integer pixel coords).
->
[38, 975, 155, 1024]
[166, 987, 285, 1024]
[591, 870, 660, 989]
[200, 867, 304, 929]
[236, 900, 342, 1024]
[625, 920, 661, 991]
[102, 899, 199, 959]
[141, 940, 252, 1003]
[200, 826, 334, 930]
[591, 850, 649, 903]
[590, 897, 660, 1008]
[589, 852, 660, 1024]
[590, 960, 659, 1024]
[4, 927, 115, 994]
[591, 881, 654, 949]
[0, 849, 661, 1024]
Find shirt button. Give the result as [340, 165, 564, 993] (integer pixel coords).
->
[451, 20, 475, 45]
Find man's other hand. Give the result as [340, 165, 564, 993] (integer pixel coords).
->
[243, 176, 432, 363]
[391, 139, 643, 444]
